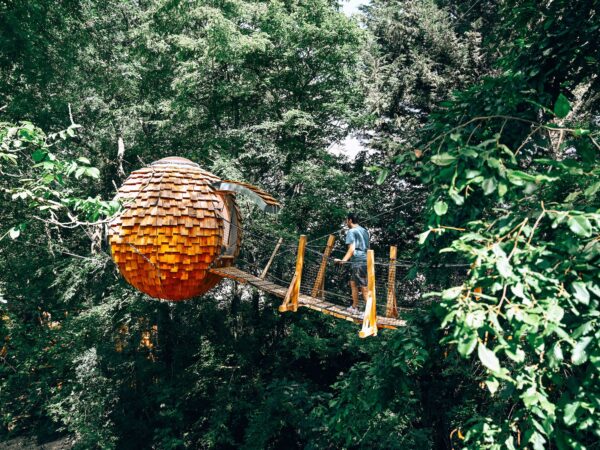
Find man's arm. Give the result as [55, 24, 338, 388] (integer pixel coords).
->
[335, 243, 354, 264]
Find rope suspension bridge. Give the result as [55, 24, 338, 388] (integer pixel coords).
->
[209, 222, 466, 338]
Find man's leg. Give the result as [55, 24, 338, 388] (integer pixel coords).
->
[360, 286, 369, 304]
[350, 280, 359, 309]
[358, 263, 369, 307]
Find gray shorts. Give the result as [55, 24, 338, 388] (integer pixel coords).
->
[350, 263, 367, 287]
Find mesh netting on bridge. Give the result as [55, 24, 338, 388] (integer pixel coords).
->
[224, 228, 467, 319]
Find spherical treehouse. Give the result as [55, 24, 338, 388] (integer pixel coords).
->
[108, 157, 280, 301]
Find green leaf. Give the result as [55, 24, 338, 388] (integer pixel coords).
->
[529, 431, 547, 450]
[589, 283, 600, 298]
[496, 257, 513, 278]
[572, 128, 590, 137]
[568, 215, 592, 237]
[552, 342, 564, 362]
[449, 190, 464, 206]
[510, 283, 525, 299]
[547, 304, 564, 322]
[571, 282, 590, 305]
[85, 167, 100, 179]
[459, 147, 478, 158]
[554, 93, 571, 118]
[32, 149, 46, 162]
[431, 153, 456, 166]
[434, 200, 448, 216]
[482, 177, 497, 196]
[418, 229, 431, 245]
[564, 403, 579, 426]
[457, 333, 478, 357]
[465, 310, 485, 328]
[507, 170, 537, 186]
[485, 379, 499, 395]
[521, 386, 539, 407]
[564, 191, 580, 203]
[478, 342, 501, 373]
[498, 182, 508, 197]
[584, 182, 600, 197]
[77, 156, 91, 165]
[571, 337, 592, 365]
[442, 286, 463, 300]
[505, 347, 525, 363]
[492, 245, 513, 279]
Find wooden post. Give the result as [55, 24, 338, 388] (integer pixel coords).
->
[311, 234, 335, 298]
[260, 237, 283, 279]
[359, 249, 378, 338]
[385, 246, 399, 318]
[278, 235, 306, 313]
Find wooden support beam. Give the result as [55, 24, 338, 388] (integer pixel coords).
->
[359, 249, 378, 338]
[385, 246, 399, 318]
[311, 234, 335, 298]
[278, 235, 306, 313]
[260, 237, 283, 279]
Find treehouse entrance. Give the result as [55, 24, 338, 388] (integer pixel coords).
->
[218, 194, 240, 257]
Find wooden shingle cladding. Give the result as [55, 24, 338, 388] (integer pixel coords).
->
[109, 157, 241, 301]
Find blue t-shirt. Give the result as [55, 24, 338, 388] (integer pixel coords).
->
[345, 225, 369, 266]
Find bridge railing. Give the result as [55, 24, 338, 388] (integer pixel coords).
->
[222, 226, 468, 337]
[275, 234, 408, 337]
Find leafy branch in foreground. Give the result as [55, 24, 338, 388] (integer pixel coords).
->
[403, 1, 600, 446]
[418, 78, 599, 450]
[0, 121, 120, 240]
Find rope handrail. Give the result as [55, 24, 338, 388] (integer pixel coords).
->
[303, 246, 469, 269]
[232, 250, 448, 314]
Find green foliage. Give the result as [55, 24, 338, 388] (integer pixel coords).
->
[362, 0, 483, 156]
[320, 328, 431, 448]
[1, 0, 599, 448]
[0, 121, 117, 239]
[409, 0, 600, 447]
[48, 348, 118, 449]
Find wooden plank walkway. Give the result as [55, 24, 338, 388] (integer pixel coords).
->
[210, 266, 407, 329]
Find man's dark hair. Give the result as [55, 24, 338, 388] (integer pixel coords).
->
[347, 212, 359, 224]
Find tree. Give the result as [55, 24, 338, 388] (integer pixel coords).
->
[410, 0, 600, 447]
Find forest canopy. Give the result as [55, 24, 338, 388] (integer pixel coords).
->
[1, 0, 599, 449]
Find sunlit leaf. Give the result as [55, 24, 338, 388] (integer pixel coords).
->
[418, 229, 431, 244]
[457, 333, 478, 356]
[434, 200, 448, 216]
[442, 286, 463, 300]
[571, 337, 592, 365]
[478, 342, 501, 372]
[571, 282, 590, 305]
[568, 215, 592, 237]
[431, 153, 456, 166]
[485, 379, 499, 395]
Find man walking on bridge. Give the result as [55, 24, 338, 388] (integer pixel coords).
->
[334, 213, 370, 313]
